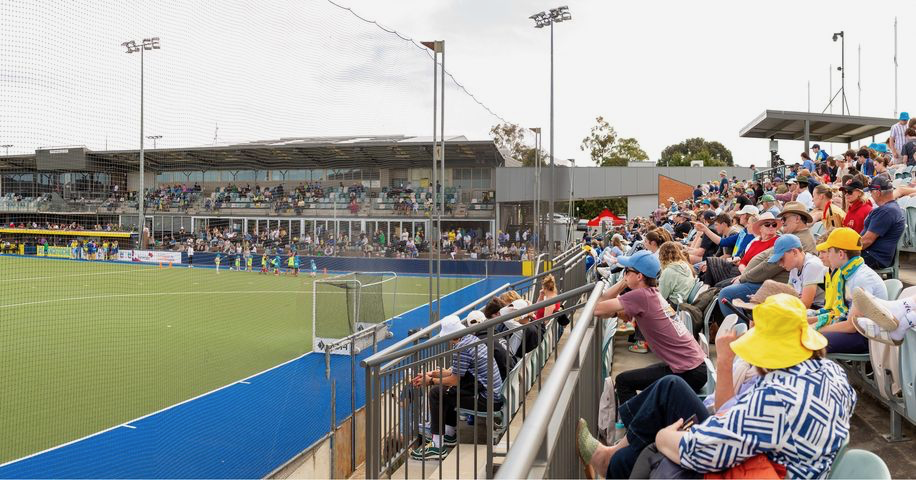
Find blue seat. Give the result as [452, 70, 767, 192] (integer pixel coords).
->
[828, 448, 891, 479]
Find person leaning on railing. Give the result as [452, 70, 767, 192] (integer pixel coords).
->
[576, 294, 855, 479]
[409, 315, 504, 460]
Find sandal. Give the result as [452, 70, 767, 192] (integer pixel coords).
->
[575, 419, 597, 479]
[616, 321, 635, 336]
[852, 287, 899, 331]
[628, 341, 649, 354]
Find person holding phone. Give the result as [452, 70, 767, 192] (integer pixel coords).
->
[577, 294, 855, 479]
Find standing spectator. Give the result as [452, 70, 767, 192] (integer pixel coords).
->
[718, 170, 729, 195]
[693, 185, 702, 201]
[902, 127, 916, 166]
[841, 177, 872, 233]
[811, 144, 829, 163]
[890, 112, 910, 163]
[860, 176, 906, 269]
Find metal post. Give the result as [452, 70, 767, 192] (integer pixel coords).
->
[804, 120, 810, 152]
[840, 33, 846, 115]
[438, 41, 445, 322]
[330, 378, 337, 479]
[548, 21, 555, 256]
[429, 45, 437, 325]
[350, 343, 357, 474]
[858, 43, 862, 116]
[894, 17, 898, 118]
[139, 46, 145, 248]
[829, 64, 833, 114]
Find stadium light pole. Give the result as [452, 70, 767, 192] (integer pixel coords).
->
[529, 127, 541, 253]
[122, 37, 160, 248]
[146, 135, 162, 149]
[422, 40, 445, 325]
[1, 144, 12, 156]
[530, 6, 571, 256]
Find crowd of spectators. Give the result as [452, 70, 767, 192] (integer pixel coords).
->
[571, 112, 915, 478]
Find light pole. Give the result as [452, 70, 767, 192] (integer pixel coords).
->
[832, 31, 849, 115]
[567, 158, 575, 248]
[1, 144, 11, 156]
[422, 40, 445, 325]
[122, 37, 160, 247]
[146, 135, 162, 149]
[530, 127, 541, 252]
[530, 5, 571, 256]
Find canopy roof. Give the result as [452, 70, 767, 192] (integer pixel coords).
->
[587, 209, 624, 227]
[739, 110, 898, 144]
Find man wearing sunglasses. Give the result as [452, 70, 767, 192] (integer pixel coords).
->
[594, 250, 707, 405]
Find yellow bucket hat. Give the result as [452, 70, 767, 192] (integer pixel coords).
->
[730, 293, 828, 369]
[816, 227, 862, 251]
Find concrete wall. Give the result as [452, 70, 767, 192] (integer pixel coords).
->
[627, 194, 660, 219]
[494, 166, 751, 203]
[127, 172, 155, 192]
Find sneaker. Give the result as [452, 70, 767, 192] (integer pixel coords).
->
[854, 317, 902, 346]
[628, 341, 649, 354]
[410, 442, 449, 460]
[422, 431, 457, 447]
[852, 287, 899, 331]
[616, 321, 635, 336]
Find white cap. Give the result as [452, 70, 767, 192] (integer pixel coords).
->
[464, 310, 486, 325]
[736, 205, 760, 216]
[439, 315, 464, 338]
[511, 299, 531, 310]
[498, 305, 517, 317]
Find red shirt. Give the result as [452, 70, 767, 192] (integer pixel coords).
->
[843, 200, 873, 233]
[739, 235, 778, 267]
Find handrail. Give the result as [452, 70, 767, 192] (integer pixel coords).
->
[364, 282, 596, 369]
[509, 250, 584, 291]
[494, 281, 606, 479]
[360, 282, 510, 367]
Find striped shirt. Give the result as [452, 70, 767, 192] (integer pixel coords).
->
[679, 358, 855, 478]
[891, 123, 907, 157]
[451, 335, 503, 399]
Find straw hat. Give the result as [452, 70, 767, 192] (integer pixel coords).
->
[730, 294, 828, 369]
[732, 280, 799, 310]
[750, 212, 783, 236]
[777, 201, 813, 224]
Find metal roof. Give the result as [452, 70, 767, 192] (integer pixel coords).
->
[739, 110, 898, 144]
[0, 135, 509, 172]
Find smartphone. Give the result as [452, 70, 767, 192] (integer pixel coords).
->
[679, 414, 698, 431]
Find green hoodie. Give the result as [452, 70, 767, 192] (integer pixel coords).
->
[659, 261, 695, 304]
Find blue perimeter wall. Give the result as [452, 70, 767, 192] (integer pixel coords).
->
[0, 275, 520, 479]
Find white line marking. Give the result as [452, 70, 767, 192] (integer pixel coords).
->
[0, 277, 489, 468]
[0, 268, 158, 283]
[122, 425, 136, 430]
[238, 381, 251, 385]
[0, 290, 431, 309]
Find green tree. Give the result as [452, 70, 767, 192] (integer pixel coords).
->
[606, 137, 649, 165]
[489, 123, 545, 166]
[579, 116, 620, 165]
[566, 198, 628, 221]
[658, 137, 733, 167]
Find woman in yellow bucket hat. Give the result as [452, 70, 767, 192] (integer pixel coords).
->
[576, 294, 856, 479]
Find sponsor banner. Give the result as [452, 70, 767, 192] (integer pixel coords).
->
[36, 245, 73, 258]
[117, 249, 182, 264]
[313, 323, 390, 355]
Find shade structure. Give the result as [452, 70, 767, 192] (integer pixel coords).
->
[587, 208, 624, 227]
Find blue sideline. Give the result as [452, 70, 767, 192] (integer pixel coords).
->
[0, 276, 522, 479]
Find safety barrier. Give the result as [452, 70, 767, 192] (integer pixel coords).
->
[361, 249, 589, 478]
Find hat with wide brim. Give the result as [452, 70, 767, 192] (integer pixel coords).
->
[732, 280, 799, 310]
[750, 212, 783, 236]
[776, 201, 813, 223]
[730, 293, 828, 369]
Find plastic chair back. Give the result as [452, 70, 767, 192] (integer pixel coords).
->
[884, 279, 904, 301]
[827, 448, 891, 479]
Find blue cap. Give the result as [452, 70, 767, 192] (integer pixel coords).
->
[768, 234, 802, 264]
[873, 143, 889, 153]
[702, 199, 711, 205]
[617, 250, 661, 278]
[901, 112, 910, 121]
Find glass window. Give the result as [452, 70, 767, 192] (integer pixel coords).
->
[311, 169, 325, 182]
[235, 170, 256, 181]
[204, 171, 221, 182]
[187, 171, 203, 182]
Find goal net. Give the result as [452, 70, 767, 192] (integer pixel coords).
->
[312, 272, 398, 353]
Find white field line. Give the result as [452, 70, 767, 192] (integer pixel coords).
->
[0, 275, 489, 469]
[0, 268, 160, 283]
[0, 290, 430, 309]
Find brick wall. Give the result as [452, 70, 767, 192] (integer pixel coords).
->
[658, 175, 694, 206]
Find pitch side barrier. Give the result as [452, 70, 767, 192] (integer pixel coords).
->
[361, 250, 589, 478]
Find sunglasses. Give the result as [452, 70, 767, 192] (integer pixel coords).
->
[760, 222, 778, 228]
[624, 268, 638, 275]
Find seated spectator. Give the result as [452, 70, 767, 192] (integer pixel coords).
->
[794, 175, 814, 210]
[736, 212, 780, 272]
[671, 211, 693, 240]
[768, 234, 827, 309]
[812, 228, 887, 354]
[758, 194, 779, 216]
[657, 242, 695, 306]
[811, 183, 845, 233]
[855, 147, 875, 177]
[841, 176, 872, 233]
[576, 294, 854, 479]
[594, 251, 707, 404]
[409, 315, 503, 459]
[860, 176, 906, 270]
[686, 211, 720, 263]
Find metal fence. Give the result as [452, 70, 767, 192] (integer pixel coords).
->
[361, 249, 589, 479]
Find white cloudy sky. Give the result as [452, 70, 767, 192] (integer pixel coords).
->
[0, 0, 911, 167]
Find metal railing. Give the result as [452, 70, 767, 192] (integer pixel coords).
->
[496, 280, 606, 479]
[361, 249, 589, 479]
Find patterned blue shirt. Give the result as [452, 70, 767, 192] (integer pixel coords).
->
[679, 358, 856, 478]
[451, 335, 503, 400]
